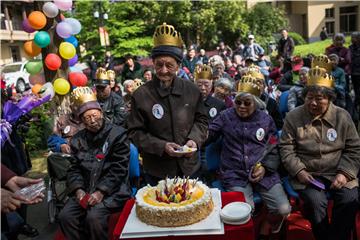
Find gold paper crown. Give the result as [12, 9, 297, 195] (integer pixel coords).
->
[71, 87, 97, 106]
[237, 75, 261, 96]
[107, 70, 115, 80]
[133, 79, 143, 91]
[246, 65, 264, 80]
[195, 65, 213, 81]
[153, 23, 183, 48]
[96, 67, 109, 80]
[307, 66, 334, 89]
[311, 55, 333, 73]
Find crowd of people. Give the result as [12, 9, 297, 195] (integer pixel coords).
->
[2, 22, 360, 240]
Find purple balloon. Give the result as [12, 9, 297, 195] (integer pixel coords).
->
[56, 22, 72, 39]
[22, 19, 35, 33]
[68, 54, 78, 67]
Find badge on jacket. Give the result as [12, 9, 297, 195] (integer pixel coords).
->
[209, 107, 217, 118]
[256, 128, 265, 141]
[327, 128, 337, 142]
[63, 125, 70, 134]
[152, 104, 164, 119]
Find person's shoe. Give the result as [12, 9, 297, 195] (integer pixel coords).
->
[19, 224, 39, 238]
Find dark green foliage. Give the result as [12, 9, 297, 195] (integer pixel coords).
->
[288, 32, 306, 45]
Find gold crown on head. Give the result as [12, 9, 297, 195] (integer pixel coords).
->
[96, 67, 109, 80]
[307, 66, 334, 89]
[107, 70, 115, 80]
[153, 23, 184, 48]
[246, 64, 264, 80]
[71, 87, 97, 106]
[195, 65, 213, 81]
[237, 75, 261, 96]
[311, 55, 333, 73]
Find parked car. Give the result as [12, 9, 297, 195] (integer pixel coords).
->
[1, 61, 30, 92]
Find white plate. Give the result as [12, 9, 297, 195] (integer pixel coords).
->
[120, 189, 224, 239]
[220, 202, 252, 221]
[221, 214, 251, 225]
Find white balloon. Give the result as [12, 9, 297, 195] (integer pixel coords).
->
[40, 82, 55, 99]
[64, 18, 82, 35]
[42, 2, 59, 18]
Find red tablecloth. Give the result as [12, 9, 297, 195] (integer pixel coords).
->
[112, 191, 255, 240]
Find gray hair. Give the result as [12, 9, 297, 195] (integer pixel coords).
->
[299, 67, 310, 74]
[214, 77, 233, 90]
[328, 53, 339, 63]
[235, 92, 267, 110]
[123, 79, 134, 87]
[333, 33, 345, 42]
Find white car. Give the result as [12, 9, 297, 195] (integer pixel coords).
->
[1, 61, 30, 93]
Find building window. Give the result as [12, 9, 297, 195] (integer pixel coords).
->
[325, 21, 335, 35]
[325, 8, 334, 18]
[0, 13, 6, 30]
[340, 6, 358, 33]
[10, 46, 21, 62]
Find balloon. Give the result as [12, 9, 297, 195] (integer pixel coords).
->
[22, 19, 35, 33]
[69, 66, 82, 72]
[25, 60, 43, 75]
[68, 54, 78, 66]
[29, 72, 46, 85]
[64, 18, 81, 35]
[54, 0, 72, 11]
[45, 53, 62, 71]
[34, 31, 51, 48]
[69, 72, 88, 87]
[65, 36, 78, 47]
[24, 41, 41, 57]
[39, 82, 55, 99]
[28, 11, 47, 30]
[42, 2, 59, 18]
[53, 78, 70, 95]
[32, 84, 43, 94]
[56, 22, 72, 39]
[59, 42, 76, 59]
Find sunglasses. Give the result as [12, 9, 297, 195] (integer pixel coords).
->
[235, 100, 252, 106]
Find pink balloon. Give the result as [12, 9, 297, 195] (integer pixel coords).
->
[29, 73, 46, 85]
[22, 19, 35, 33]
[54, 0, 72, 11]
[56, 22, 72, 39]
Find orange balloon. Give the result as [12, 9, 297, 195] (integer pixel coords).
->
[24, 41, 42, 57]
[32, 83, 43, 94]
[28, 11, 47, 30]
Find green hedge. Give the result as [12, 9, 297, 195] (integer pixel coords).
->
[288, 32, 306, 45]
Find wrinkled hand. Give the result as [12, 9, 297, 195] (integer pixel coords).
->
[296, 170, 314, 185]
[60, 144, 71, 154]
[1, 188, 24, 213]
[5, 176, 43, 192]
[76, 189, 86, 202]
[88, 191, 104, 206]
[184, 139, 197, 158]
[164, 142, 183, 157]
[330, 173, 347, 189]
[249, 166, 265, 183]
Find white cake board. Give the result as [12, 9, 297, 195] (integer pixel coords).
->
[120, 188, 224, 239]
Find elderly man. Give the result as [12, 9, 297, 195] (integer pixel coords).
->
[280, 67, 360, 240]
[242, 34, 265, 62]
[94, 68, 127, 126]
[277, 29, 295, 60]
[58, 87, 131, 240]
[127, 23, 208, 185]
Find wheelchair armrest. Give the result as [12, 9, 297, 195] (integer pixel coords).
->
[282, 177, 299, 199]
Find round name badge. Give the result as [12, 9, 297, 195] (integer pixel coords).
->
[63, 125, 71, 134]
[209, 107, 217, 118]
[327, 128, 337, 142]
[152, 104, 164, 120]
[256, 128, 265, 141]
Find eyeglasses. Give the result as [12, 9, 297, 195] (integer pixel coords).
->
[235, 100, 252, 106]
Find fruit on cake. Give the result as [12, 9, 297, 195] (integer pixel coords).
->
[135, 177, 214, 227]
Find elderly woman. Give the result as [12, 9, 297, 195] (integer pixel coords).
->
[325, 33, 351, 75]
[212, 78, 234, 108]
[280, 67, 360, 240]
[207, 75, 291, 238]
[287, 66, 309, 112]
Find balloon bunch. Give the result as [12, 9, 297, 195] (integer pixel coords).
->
[23, 0, 88, 98]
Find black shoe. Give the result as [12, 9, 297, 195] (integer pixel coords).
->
[19, 224, 39, 238]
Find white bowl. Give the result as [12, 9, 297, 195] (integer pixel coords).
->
[220, 202, 252, 222]
[221, 214, 251, 225]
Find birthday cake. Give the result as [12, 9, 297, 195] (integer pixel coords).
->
[135, 177, 214, 227]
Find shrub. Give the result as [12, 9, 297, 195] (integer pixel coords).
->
[288, 32, 306, 45]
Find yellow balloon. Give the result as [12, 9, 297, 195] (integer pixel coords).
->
[59, 42, 76, 60]
[53, 78, 70, 95]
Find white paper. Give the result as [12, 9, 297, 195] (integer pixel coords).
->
[120, 188, 224, 239]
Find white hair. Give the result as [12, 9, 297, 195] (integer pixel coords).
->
[123, 79, 134, 87]
[214, 78, 233, 90]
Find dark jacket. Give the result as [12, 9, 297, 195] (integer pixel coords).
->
[127, 76, 209, 178]
[121, 62, 143, 84]
[350, 43, 360, 76]
[204, 95, 226, 121]
[67, 121, 131, 209]
[278, 37, 295, 59]
[98, 92, 127, 127]
[261, 93, 284, 130]
[182, 56, 198, 74]
[325, 45, 351, 74]
[1, 164, 16, 187]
